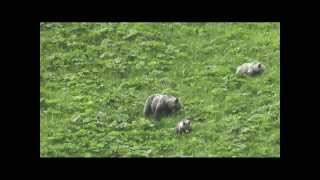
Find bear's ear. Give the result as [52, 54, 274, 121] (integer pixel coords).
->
[258, 63, 261, 68]
[174, 98, 179, 103]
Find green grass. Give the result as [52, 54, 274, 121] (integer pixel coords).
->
[40, 22, 280, 157]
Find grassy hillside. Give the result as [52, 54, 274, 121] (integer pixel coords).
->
[40, 22, 280, 157]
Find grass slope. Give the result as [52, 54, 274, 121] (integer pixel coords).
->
[40, 22, 280, 157]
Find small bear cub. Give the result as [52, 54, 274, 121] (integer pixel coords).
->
[143, 94, 182, 121]
[236, 61, 265, 76]
[175, 118, 192, 134]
